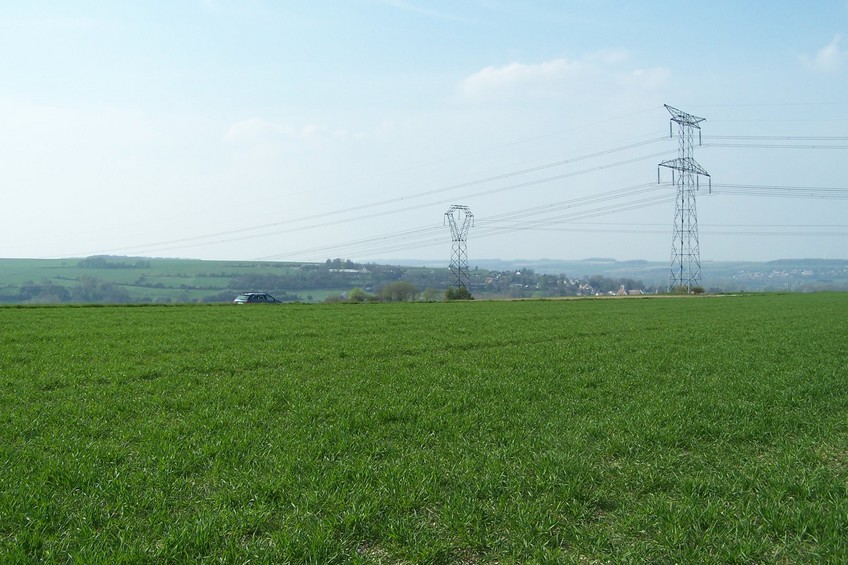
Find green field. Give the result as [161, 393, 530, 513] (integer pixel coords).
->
[1, 294, 847, 562]
[0, 257, 313, 304]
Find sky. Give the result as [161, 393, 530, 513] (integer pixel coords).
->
[1, 0, 847, 264]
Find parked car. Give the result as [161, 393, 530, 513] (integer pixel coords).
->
[233, 292, 280, 304]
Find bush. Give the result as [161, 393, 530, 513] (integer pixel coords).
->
[670, 285, 705, 295]
[445, 286, 473, 301]
[348, 288, 368, 302]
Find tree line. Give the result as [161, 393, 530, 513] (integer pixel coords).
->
[77, 256, 151, 269]
[13, 277, 132, 304]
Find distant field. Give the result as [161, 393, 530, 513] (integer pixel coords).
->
[1, 294, 847, 561]
[0, 257, 327, 303]
[0, 257, 263, 286]
[0, 256, 299, 281]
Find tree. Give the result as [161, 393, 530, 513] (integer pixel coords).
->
[72, 276, 131, 303]
[380, 281, 419, 302]
[19, 280, 70, 303]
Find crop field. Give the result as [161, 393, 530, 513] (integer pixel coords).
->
[1, 293, 847, 562]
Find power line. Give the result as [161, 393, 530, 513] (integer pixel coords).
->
[479, 194, 675, 232]
[706, 135, 848, 141]
[92, 150, 675, 257]
[259, 184, 661, 259]
[54, 103, 848, 264]
[710, 184, 848, 199]
[255, 180, 848, 261]
[704, 143, 848, 149]
[480, 183, 660, 223]
[259, 184, 673, 260]
[691, 102, 848, 107]
[506, 226, 848, 236]
[72, 137, 670, 258]
[563, 221, 848, 228]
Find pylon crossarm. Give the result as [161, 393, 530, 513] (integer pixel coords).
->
[664, 104, 706, 127]
[659, 158, 710, 178]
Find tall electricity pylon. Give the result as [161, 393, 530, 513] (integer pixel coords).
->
[444, 205, 474, 289]
[658, 104, 711, 292]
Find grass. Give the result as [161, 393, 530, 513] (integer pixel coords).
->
[1, 294, 847, 562]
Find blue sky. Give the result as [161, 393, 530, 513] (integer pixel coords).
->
[2, 1, 847, 263]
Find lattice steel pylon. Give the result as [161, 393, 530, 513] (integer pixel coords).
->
[444, 205, 474, 289]
[658, 104, 711, 292]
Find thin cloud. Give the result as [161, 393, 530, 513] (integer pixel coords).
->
[462, 58, 584, 98]
[802, 35, 847, 72]
[460, 53, 667, 100]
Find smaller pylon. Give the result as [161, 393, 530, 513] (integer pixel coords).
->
[444, 205, 474, 289]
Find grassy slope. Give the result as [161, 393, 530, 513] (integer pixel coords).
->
[0, 257, 306, 283]
[1, 294, 846, 562]
[0, 258, 312, 302]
